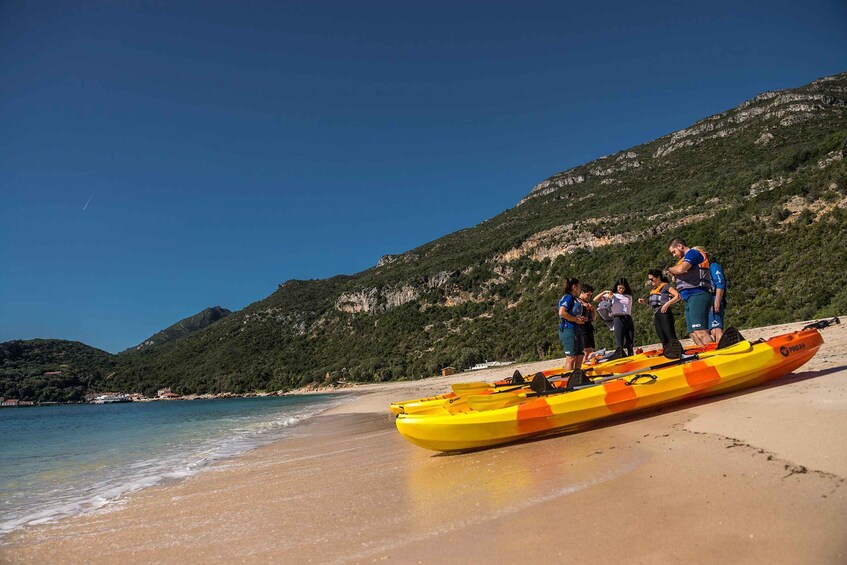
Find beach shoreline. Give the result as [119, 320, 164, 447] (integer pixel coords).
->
[2, 320, 846, 563]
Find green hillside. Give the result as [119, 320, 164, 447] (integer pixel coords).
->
[123, 306, 233, 353]
[4, 72, 847, 400]
[0, 340, 116, 402]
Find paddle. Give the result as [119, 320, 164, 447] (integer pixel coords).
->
[451, 370, 527, 393]
[467, 339, 753, 411]
[803, 317, 840, 330]
[451, 381, 498, 393]
[404, 374, 552, 415]
[453, 357, 647, 394]
[397, 372, 553, 416]
[451, 328, 745, 401]
[453, 340, 690, 394]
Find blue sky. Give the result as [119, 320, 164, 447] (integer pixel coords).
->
[2, 1, 846, 353]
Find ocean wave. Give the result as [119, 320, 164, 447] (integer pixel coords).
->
[0, 394, 353, 542]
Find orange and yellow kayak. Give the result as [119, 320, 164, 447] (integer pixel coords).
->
[395, 327, 824, 452]
[389, 342, 716, 416]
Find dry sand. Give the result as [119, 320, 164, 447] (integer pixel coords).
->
[2, 320, 846, 564]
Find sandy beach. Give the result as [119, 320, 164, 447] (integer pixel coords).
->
[2, 320, 845, 564]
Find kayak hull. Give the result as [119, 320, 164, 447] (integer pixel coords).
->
[395, 329, 824, 452]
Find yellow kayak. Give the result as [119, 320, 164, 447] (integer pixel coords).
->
[389, 342, 716, 415]
[395, 327, 825, 452]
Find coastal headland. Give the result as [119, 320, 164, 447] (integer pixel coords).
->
[2, 320, 845, 563]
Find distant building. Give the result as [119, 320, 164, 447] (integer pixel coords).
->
[441, 367, 456, 376]
[1, 399, 33, 407]
[157, 388, 179, 399]
[43, 371, 63, 376]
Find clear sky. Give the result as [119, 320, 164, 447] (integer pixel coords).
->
[2, 1, 846, 353]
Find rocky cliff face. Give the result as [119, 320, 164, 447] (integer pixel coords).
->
[520, 76, 846, 207]
[321, 73, 847, 323]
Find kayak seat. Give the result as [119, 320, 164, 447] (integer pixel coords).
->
[663, 339, 683, 360]
[608, 347, 626, 361]
[717, 327, 745, 349]
[530, 372, 554, 394]
[564, 368, 592, 391]
[511, 370, 525, 385]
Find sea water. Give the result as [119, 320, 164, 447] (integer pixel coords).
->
[0, 394, 348, 540]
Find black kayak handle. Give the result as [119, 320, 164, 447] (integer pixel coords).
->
[625, 373, 658, 386]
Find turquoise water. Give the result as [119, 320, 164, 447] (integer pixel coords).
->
[0, 395, 347, 539]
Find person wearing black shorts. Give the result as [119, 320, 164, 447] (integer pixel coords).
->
[578, 284, 597, 356]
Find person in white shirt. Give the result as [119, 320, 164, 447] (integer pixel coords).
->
[594, 278, 635, 356]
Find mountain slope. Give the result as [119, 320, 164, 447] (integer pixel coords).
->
[6, 72, 847, 399]
[125, 306, 232, 352]
[105, 71, 846, 395]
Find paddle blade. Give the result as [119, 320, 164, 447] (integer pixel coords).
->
[451, 382, 492, 393]
[467, 392, 527, 411]
[401, 399, 453, 416]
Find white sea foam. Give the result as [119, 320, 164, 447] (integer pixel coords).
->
[0, 394, 353, 542]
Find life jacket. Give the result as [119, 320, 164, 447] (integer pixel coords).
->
[674, 252, 713, 293]
[608, 293, 632, 316]
[596, 299, 615, 331]
[558, 294, 583, 330]
[579, 300, 595, 323]
[647, 283, 672, 310]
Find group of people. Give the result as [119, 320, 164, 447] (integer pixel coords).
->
[557, 237, 728, 369]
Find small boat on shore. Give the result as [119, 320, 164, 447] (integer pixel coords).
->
[92, 394, 132, 404]
[395, 322, 834, 452]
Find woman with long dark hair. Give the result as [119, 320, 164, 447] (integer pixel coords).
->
[594, 278, 634, 356]
[638, 269, 681, 346]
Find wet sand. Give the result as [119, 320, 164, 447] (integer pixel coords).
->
[2, 320, 846, 563]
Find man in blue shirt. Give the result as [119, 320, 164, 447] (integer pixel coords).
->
[667, 238, 713, 345]
[695, 247, 727, 342]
